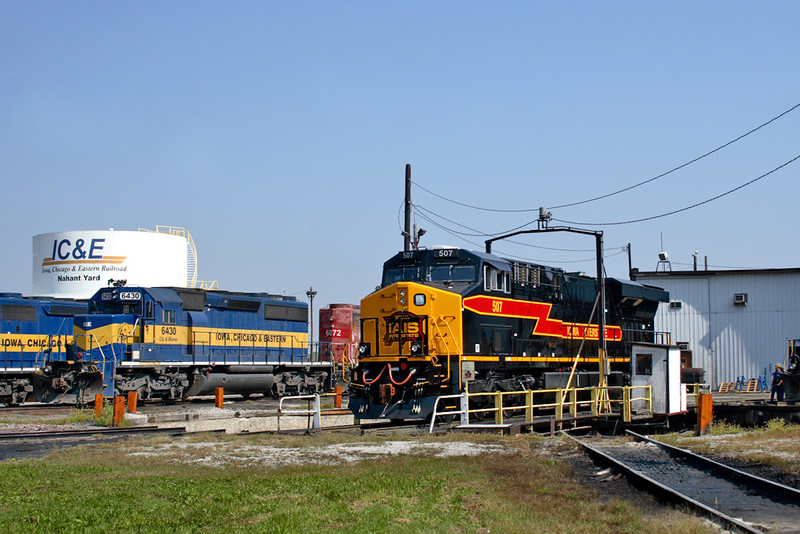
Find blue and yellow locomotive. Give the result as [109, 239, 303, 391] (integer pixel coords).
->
[0, 293, 88, 404]
[348, 248, 668, 420]
[32, 286, 332, 403]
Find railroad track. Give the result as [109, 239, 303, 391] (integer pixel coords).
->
[0, 426, 190, 461]
[567, 430, 800, 533]
[0, 403, 77, 418]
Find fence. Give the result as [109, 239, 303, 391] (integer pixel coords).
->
[277, 390, 345, 431]
[429, 384, 653, 434]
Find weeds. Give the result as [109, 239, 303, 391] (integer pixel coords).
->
[658, 420, 800, 472]
[708, 419, 742, 435]
[65, 403, 128, 427]
[764, 417, 787, 431]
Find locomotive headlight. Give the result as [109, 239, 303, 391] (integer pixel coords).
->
[410, 342, 422, 355]
[358, 343, 371, 356]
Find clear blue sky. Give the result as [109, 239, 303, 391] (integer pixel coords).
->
[2, 2, 799, 308]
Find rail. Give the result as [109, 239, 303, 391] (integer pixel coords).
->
[567, 432, 800, 533]
[115, 331, 334, 367]
[429, 384, 653, 434]
[34, 334, 72, 369]
[684, 383, 710, 405]
[621, 328, 671, 346]
[430, 318, 459, 385]
[0, 334, 72, 371]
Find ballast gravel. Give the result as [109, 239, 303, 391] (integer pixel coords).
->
[126, 440, 509, 468]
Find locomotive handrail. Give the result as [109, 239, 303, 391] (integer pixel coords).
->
[73, 333, 113, 379]
[431, 316, 460, 385]
[428, 393, 466, 433]
[277, 392, 346, 431]
[35, 334, 70, 369]
[278, 394, 321, 430]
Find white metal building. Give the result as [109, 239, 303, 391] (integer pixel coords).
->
[631, 267, 800, 388]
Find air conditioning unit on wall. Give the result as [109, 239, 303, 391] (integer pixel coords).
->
[734, 293, 748, 306]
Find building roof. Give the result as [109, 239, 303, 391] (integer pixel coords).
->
[631, 267, 800, 280]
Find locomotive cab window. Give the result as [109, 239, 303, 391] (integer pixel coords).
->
[163, 309, 176, 325]
[484, 265, 510, 293]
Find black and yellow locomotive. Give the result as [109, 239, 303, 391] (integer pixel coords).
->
[348, 248, 668, 420]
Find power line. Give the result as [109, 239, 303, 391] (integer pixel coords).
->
[412, 181, 539, 213]
[413, 203, 623, 251]
[553, 153, 800, 226]
[411, 102, 800, 213]
[550, 102, 800, 209]
[412, 205, 629, 265]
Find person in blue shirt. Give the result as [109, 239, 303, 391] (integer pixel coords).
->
[770, 364, 785, 403]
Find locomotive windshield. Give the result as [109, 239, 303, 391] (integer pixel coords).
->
[381, 249, 482, 288]
[426, 264, 476, 283]
[383, 266, 422, 285]
[92, 300, 142, 315]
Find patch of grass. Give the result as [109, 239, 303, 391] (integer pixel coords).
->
[0, 403, 127, 428]
[764, 417, 787, 432]
[64, 403, 128, 427]
[708, 419, 742, 435]
[0, 433, 717, 533]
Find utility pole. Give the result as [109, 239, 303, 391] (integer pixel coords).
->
[306, 287, 317, 360]
[404, 164, 412, 252]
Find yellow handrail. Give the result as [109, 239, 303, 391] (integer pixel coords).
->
[429, 384, 655, 431]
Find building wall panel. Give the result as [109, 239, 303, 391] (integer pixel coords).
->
[635, 270, 800, 388]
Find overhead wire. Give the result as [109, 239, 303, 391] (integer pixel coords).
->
[553, 153, 800, 226]
[405, 105, 800, 265]
[412, 204, 627, 265]
[411, 102, 800, 214]
[413, 203, 624, 251]
[550, 102, 800, 209]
